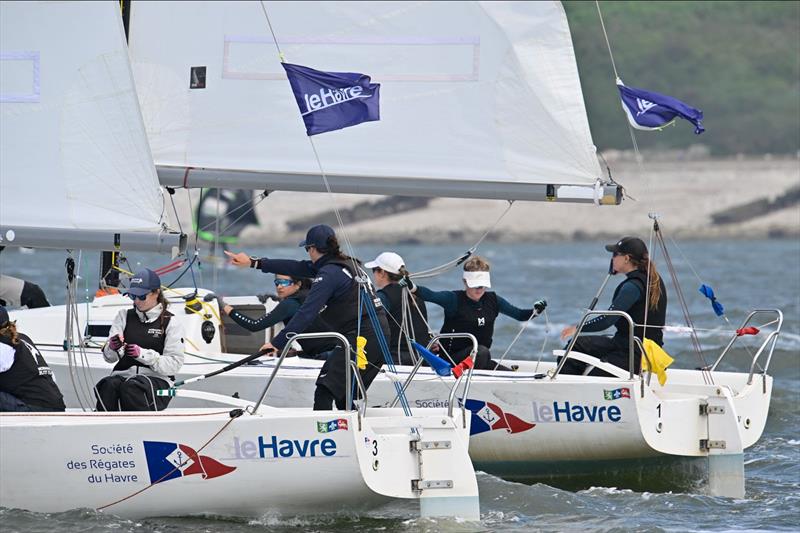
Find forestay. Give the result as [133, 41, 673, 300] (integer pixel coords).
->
[129, 1, 619, 204]
[0, 1, 183, 253]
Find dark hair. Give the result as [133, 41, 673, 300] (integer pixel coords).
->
[325, 235, 357, 263]
[294, 277, 312, 290]
[155, 289, 170, 328]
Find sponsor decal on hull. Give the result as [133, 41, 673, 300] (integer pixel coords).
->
[604, 387, 631, 400]
[531, 401, 623, 423]
[465, 399, 536, 436]
[143, 441, 236, 484]
[317, 418, 349, 433]
[231, 436, 338, 459]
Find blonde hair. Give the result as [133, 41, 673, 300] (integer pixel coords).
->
[463, 256, 490, 272]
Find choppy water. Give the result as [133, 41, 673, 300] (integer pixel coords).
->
[1, 239, 798, 532]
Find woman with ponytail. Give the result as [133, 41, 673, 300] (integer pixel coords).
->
[95, 268, 185, 411]
[560, 236, 667, 376]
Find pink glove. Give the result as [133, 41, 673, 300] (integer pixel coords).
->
[124, 344, 141, 358]
[107, 334, 123, 351]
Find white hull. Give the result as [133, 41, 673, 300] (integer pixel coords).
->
[9, 294, 776, 495]
[0, 404, 479, 519]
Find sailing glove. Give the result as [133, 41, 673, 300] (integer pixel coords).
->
[107, 334, 123, 351]
[398, 275, 416, 292]
[124, 344, 141, 358]
[533, 299, 547, 313]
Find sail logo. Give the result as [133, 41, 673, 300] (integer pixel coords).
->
[531, 401, 622, 423]
[603, 388, 631, 400]
[301, 86, 371, 116]
[465, 399, 536, 436]
[636, 98, 657, 116]
[143, 441, 236, 484]
[317, 419, 348, 433]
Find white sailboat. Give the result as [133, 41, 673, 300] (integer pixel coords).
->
[0, 1, 480, 520]
[4, 0, 782, 501]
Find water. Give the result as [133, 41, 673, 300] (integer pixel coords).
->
[1, 239, 798, 532]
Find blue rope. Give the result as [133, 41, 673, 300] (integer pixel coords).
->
[360, 288, 411, 415]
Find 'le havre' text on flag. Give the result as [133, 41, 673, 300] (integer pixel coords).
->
[282, 62, 380, 136]
[617, 79, 705, 134]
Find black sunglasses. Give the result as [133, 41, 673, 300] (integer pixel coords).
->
[128, 292, 150, 301]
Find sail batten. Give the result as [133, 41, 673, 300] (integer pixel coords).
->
[129, 1, 616, 203]
[0, 1, 184, 252]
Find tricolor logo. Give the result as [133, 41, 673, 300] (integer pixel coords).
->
[603, 388, 631, 400]
[143, 441, 236, 484]
[464, 399, 536, 436]
[317, 419, 349, 433]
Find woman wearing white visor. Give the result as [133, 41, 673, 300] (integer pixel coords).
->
[408, 256, 546, 370]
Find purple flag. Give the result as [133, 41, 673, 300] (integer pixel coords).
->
[282, 62, 380, 136]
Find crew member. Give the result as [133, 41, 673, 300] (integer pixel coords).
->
[218, 274, 337, 359]
[560, 236, 667, 376]
[0, 246, 50, 308]
[365, 251, 431, 365]
[409, 256, 546, 371]
[0, 306, 65, 412]
[226, 224, 391, 410]
[95, 269, 185, 411]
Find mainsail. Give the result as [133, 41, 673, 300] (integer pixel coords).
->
[128, 1, 620, 204]
[0, 1, 184, 253]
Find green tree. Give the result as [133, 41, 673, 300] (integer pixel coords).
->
[564, 1, 800, 155]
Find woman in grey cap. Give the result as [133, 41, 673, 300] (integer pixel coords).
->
[559, 236, 667, 376]
[94, 268, 185, 411]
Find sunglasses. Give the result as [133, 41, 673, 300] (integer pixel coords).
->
[274, 279, 294, 287]
[127, 292, 151, 301]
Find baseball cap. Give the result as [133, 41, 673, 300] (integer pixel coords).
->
[0, 306, 8, 327]
[298, 224, 335, 252]
[125, 268, 161, 296]
[364, 252, 405, 275]
[605, 236, 648, 260]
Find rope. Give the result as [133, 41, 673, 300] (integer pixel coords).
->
[412, 201, 516, 279]
[97, 412, 241, 511]
[493, 309, 539, 370]
[595, 1, 619, 80]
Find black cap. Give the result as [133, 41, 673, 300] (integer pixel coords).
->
[298, 224, 335, 252]
[605, 236, 648, 260]
[0, 306, 9, 327]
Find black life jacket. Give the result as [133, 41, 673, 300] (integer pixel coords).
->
[378, 283, 431, 357]
[113, 308, 173, 373]
[0, 333, 65, 410]
[612, 270, 667, 347]
[289, 290, 338, 356]
[440, 291, 499, 354]
[313, 257, 390, 366]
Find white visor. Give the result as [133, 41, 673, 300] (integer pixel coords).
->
[463, 271, 491, 288]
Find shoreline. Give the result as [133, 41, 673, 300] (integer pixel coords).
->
[170, 158, 800, 246]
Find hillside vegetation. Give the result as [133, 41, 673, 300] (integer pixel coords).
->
[564, 1, 800, 155]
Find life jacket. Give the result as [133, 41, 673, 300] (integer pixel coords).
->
[378, 282, 431, 357]
[289, 289, 338, 356]
[0, 333, 65, 410]
[612, 270, 667, 348]
[113, 308, 173, 374]
[313, 257, 390, 366]
[440, 291, 499, 354]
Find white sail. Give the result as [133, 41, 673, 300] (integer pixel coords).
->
[129, 1, 619, 203]
[0, 1, 183, 252]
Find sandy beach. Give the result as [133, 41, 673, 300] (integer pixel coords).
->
[170, 157, 800, 246]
